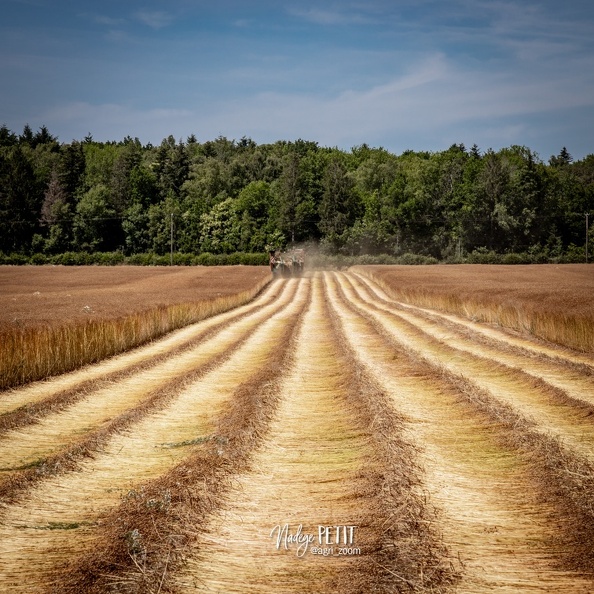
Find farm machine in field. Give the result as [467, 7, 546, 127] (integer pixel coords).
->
[269, 248, 305, 277]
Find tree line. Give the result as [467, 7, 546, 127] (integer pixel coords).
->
[1, 124, 593, 264]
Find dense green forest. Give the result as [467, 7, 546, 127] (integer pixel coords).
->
[1, 124, 593, 264]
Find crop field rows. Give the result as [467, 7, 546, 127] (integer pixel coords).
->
[1, 271, 594, 593]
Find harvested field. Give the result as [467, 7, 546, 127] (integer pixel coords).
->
[1, 265, 594, 593]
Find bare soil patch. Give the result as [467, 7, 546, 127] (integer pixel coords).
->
[0, 265, 270, 328]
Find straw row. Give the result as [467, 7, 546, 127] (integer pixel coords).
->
[0, 279, 310, 592]
[344, 273, 594, 463]
[349, 273, 594, 412]
[333, 271, 594, 581]
[0, 280, 286, 436]
[46, 281, 311, 594]
[2, 268, 593, 592]
[319, 276, 459, 593]
[0, 280, 299, 504]
[350, 270, 594, 374]
[354, 266, 594, 354]
[174, 275, 376, 592]
[172, 274, 458, 593]
[389, 297, 594, 378]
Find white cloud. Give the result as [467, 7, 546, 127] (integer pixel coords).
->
[16, 0, 593, 160]
[35, 44, 594, 154]
[91, 14, 126, 27]
[194, 49, 594, 153]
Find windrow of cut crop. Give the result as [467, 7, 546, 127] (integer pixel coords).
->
[327, 272, 594, 591]
[442, 370, 594, 574]
[0, 279, 285, 436]
[342, 272, 594, 574]
[346, 272, 594, 453]
[172, 274, 457, 593]
[319, 276, 458, 593]
[0, 280, 298, 505]
[174, 274, 375, 592]
[348, 272, 594, 412]
[0, 278, 285, 417]
[49, 280, 310, 594]
[349, 274, 594, 377]
[0, 280, 309, 592]
[353, 266, 594, 354]
[0, 275, 271, 390]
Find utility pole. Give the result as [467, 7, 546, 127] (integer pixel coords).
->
[170, 212, 174, 266]
[587, 212, 590, 264]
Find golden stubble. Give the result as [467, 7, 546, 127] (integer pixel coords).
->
[1, 268, 272, 389]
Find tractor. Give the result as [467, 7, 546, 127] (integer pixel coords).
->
[269, 248, 305, 277]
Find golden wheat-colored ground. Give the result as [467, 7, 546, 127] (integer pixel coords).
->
[174, 276, 373, 593]
[1, 267, 594, 593]
[328, 272, 594, 592]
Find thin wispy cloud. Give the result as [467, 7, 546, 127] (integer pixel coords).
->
[289, 7, 374, 26]
[134, 10, 175, 29]
[41, 102, 193, 142]
[232, 19, 253, 28]
[1, 0, 593, 158]
[197, 46, 594, 152]
[91, 14, 125, 27]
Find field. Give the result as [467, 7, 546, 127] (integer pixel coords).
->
[0, 266, 272, 327]
[1, 265, 594, 593]
[354, 264, 594, 352]
[0, 266, 271, 388]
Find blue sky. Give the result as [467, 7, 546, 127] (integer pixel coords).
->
[2, 0, 594, 160]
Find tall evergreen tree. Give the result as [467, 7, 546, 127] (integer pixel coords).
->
[0, 145, 41, 252]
